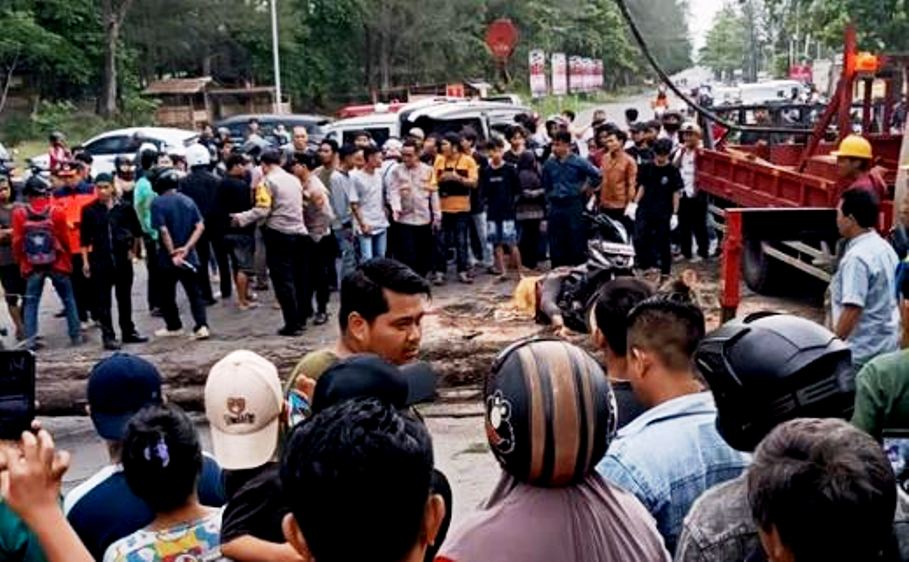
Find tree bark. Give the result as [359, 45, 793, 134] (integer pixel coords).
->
[0, 52, 20, 116]
[99, 0, 134, 118]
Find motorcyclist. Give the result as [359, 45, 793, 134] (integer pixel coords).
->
[675, 313, 877, 562]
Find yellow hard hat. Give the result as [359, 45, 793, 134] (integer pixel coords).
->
[832, 135, 873, 160]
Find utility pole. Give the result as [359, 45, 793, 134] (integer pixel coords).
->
[270, 0, 283, 113]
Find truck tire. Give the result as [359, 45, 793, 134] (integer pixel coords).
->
[742, 238, 781, 294]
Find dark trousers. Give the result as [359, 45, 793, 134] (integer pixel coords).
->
[159, 264, 208, 332]
[70, 253, 94, 322]
[143, 235, 162, 311]
[678, 194, 709, 259]
[636, 214, 672, 275]
[195, 230, 214, 302]
[92, 258, 136, 341]
[518, 219, 542, 268]
[395, 223, 433, 277]
[264, 228, 308, 330]
[303, 236, 334, 316]
[601, 207, 635, 242]
[439, 212, 470, 273]
[211, 234, 233, 299]
[548, 198, 587, 267]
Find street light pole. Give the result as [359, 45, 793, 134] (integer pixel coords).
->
[271, 0, 283, 113]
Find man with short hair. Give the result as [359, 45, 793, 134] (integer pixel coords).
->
[460, 130, 491, 271]
[351, 145, 390, 261]
[831, 188, 899, 366]
[676, 313, 909, 562]
[674, 122, 709, 261]
[330, 144, 360, 284]
[352, 130, 373, 149]
[286, 258, 431, 394]
[211, 153, 256, 310]
[596, 294, 750, 552]
[421, 134, 440, 166]
[598, 129, 637, 230]
[280, 398, 446, 562]
[150, 168, 210, 340]
[315, 139, 339, 189]
[64, 354, 225, 561]
[433, 133, 478, 284]
[482, 137, 522, 278]
[290, 151, 334, 325]
[590, 278, 653, 428]
[232, 149, 309, 336]
[542, 130, 602, 267]
[748, 418, 897, 562]
[388, 139, 439, 277]
[80, 173, 146, 350]
[632, 138, 682, 277]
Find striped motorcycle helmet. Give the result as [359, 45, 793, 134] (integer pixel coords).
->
[484, 338, 617, 487]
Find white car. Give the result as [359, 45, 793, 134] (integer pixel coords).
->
[29, 127, 198, 178]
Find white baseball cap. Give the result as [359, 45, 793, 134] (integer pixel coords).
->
[204, 350, 283, 470]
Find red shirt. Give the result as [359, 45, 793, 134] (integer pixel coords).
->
[11, 197, 72, 276]
[848, 169, 887, 202]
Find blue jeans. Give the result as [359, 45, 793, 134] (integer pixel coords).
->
[24, 270, 81, 347]
[357, 229, 387, 262]
[334, 226, 357, 286]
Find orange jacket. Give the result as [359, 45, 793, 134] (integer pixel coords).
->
[53, 188, 97, 254]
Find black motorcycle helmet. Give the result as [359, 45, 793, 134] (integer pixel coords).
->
[150, 167, 181, 195]
[484, 338, 617, 487]
[23, 175, 50, 197]
[695, 312, 854, 452]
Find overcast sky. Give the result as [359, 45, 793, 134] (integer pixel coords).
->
[688, 0, 724, 51]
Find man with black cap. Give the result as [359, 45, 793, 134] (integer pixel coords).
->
[52, 160, 96, 328]
[80, 173, 147, 350]
[63, 353, 225, 561]
[676, 313, 909, 561]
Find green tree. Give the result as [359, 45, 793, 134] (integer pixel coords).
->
[699, 6, 748, 81]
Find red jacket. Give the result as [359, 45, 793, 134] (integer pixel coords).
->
[12, 197, 72, 277]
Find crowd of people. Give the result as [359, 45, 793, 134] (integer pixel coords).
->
[2, 103, 909, 562]
[0, 254, 906, 562]
[0, 106, 720, 351]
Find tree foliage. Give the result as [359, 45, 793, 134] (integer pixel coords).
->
[1, 0, 696, 115]
[698, 6, 748, 80]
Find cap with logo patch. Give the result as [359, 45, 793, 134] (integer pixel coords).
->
[204, 350, 283, 470]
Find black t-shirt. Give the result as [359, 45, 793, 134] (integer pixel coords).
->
[611, 379, 647, 429]
[482, 162, 520, 222]
[179, 169, 219, 220]
[80, 200, 142, 267]
[220, 463, 288, 545]
[627, 144, 654, 166]
[212, 175, 255, 236]
[638, 163, 683, 219]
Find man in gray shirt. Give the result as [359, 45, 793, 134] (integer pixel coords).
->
[329, 144, 360, 283]
[232, 149, 309, 336]
[830, 188, 899, 366]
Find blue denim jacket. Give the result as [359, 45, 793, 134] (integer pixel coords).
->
[596, 392, 751, 554]
[542, 154, 602, 202]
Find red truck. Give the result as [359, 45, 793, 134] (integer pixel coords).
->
[694, 27, 904, 320]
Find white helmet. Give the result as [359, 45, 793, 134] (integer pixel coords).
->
[186, 143, 211, 167]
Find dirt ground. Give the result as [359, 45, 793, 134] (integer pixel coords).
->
[12, 254, 825, 416]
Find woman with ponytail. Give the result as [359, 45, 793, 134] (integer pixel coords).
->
[103, 404, 227, 561]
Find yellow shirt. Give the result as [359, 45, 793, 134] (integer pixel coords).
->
[433, 154, 478, 214]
